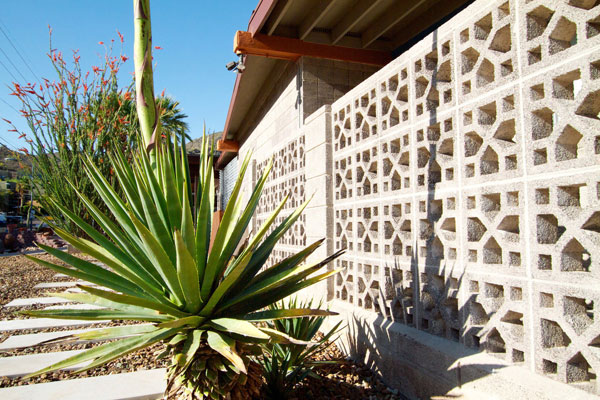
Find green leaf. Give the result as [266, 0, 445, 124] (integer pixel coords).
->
[206, 331, 246, 374]
[66, 285, 188, 318]
[23, 308, 171, 323]
[158, 315, 204, 329]
[73, 325, 158, 340]
[76, 327, 180, 372]
[207, 318, 269, 341]
[259, 327, 311, 346]
[129, 211, 185, 306]
[174, 229, 201, 313]
[201, 151, 252, 299]
[24, 253, 138, 298]
[242, 308, 338, 321]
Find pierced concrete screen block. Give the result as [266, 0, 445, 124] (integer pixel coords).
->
[459, 2, 517, 99]
[529, 175, 600, 283]
[254, 135, 306, 267]
[460, 89, 522, 182]
[533, 282, 600, 393]
[463, 276, 529, 365]
[524, 57, 600, 171]
[326, 0, 600, 393]
[521, 1, 600, 72]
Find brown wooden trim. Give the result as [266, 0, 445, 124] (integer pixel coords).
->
[222, 72, 241, 144]
[210, 210, 225, 250]
[217, 139, 239, 152]
[216, 151, 229, 170]
[248, 0, 277, 36]
[234, 31, 392, 66]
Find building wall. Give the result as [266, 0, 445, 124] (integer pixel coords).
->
[327, 0, 600, 397]
[231, 0, 600, 397]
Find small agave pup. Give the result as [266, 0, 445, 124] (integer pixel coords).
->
[21, 1, 344, 399]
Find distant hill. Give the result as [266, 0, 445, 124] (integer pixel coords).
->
[0, 145, 32, 178]
[186, 131, 222, 153]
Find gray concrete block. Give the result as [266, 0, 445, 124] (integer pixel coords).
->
[0, 350, 86, 378]
[4, 297, 72, 307]
[0, 368, 166, 400]
[0, 318, 110, 332]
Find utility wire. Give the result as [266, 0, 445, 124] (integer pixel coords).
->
[0, 46, 28, 82]
[0, 135, 19, 151]
[0, 57, 17, 82]
[0, 19, 41, 83]
[0, 97, 19, 113]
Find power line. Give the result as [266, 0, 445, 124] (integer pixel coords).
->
[0, 57, 17, 82]
[0, 46, 28, 82]
[0, 135, 20, 151]
[0, 97, 19, 113]
[0, 19, 41, 83]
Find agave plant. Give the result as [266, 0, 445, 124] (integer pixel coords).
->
[22, 1, 343, 397]
[260, 297, 344, 399]
[24, 132, 343, 398]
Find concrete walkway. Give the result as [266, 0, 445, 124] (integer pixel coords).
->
[0, 272, 166, 399]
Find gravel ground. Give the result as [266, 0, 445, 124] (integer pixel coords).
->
[0, 253, 404, 399]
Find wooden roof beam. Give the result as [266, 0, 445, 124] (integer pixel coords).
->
[361, 0, 433, 48]
[234, 30, 392, 66]
[216, 139, 239, 153]
[264, 0, 293, 35]
[331, 0, 386, 45]
[298, 0, 340, 40]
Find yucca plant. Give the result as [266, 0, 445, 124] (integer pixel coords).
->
[20, 1, 344, 398]
[260, 297, 344, 399]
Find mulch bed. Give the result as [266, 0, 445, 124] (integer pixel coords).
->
[0, 253, 405, 399]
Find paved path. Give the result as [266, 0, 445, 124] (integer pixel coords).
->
[0, 269, 166, 399]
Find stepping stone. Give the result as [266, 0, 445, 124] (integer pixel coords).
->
[0, 318, 109, 332]
[0, 328, 95, 351]
[4, 297, 73, 308]
[0, 368, 166, 400]
[0, 350, 86, 378]
[34, 282, 80, 289]
[0, 324, 153, 351]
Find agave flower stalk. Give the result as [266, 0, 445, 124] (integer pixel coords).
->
[133, 0, 159, 152]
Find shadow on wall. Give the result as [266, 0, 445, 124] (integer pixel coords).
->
[336, 28, 507, 399]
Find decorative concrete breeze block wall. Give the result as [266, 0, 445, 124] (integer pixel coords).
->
[232, 0, 600, 396]
[330, 0, 600, 395]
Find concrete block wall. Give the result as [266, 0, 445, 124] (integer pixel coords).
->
[328, 0, 600, 396]
[302, 58, 379, 121]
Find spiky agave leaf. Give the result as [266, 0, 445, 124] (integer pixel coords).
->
[259, 297, 345, 399]
[23, 127, 343, 396]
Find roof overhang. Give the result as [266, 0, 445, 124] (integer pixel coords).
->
[219, 0, 472, 168]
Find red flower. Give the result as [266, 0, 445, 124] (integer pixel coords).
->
[1, 118, 11, 124]
[117, 30, 124, 43]
[18, 148, 29, 154]
[120, 55, 128, 62]
[98, 41, 104, 45]
[154, 46, 163, 50]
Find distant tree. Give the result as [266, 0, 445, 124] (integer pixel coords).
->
[3, 30, 189, 236]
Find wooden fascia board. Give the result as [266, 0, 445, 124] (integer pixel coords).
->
[216, 140, 239, 152]
[248, 0, 278, 36]
[221, 73, 241, 143]
[234, 30, 392, 66]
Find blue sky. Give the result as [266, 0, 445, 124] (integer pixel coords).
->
[0, 1, 257, 150]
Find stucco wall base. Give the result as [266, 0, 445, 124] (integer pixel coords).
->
[325, 300, 597, 400]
